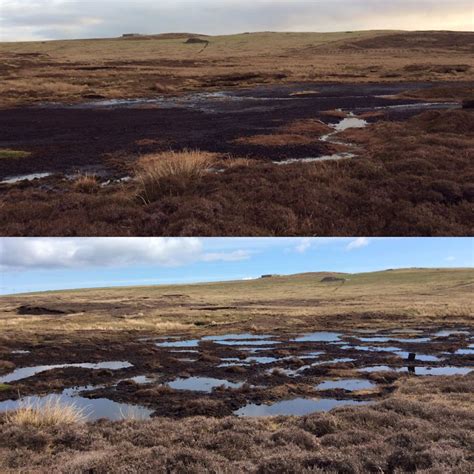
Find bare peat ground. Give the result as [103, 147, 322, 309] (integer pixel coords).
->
[0, 81, 473, 236]
[0, 270, 473, 472]
[1, 31, 473, 107]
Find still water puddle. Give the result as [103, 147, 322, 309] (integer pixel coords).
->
[316, 379, 376, 391]
[358, 336, 431, 343]
[0, 391, 153, 421]
[435, 330, 470, 337]
[360, 366, 472, 376]
[1, 173, 52, 184]
[167, 377, 243, 392]
[234, 398, 370, 417]
[359, 366, 394, 373]
[279, 358, 355, 377]
[394, 352, 440, 362]
[334, 117, 368, 132]
[277, 152, 355, 165]
[399, 366, 472, 376]
[455, 348, 474, 355]
[341, 345, 402, 352]
[202, 334, 272, 342]
[0, 361, 133, 384]
[292, 332, 342, 343]
[127, 375, 156, 384]
[218, 356, 280, 367]
[156, 339, 200, 348]
[215, 340, 280, 346]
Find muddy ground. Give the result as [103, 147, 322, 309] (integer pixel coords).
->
[1, 324, 472, 419]
[0, 81, 467, 180]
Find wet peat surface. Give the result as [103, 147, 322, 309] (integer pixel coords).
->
[0, 81, 465, 181]
[0, 326, 472, 421]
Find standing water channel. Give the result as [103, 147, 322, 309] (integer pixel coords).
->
[1, 329, 472, 420]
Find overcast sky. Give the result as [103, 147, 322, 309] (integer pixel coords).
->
[1, 237, 472, 294]
[0, 0, 472, 41]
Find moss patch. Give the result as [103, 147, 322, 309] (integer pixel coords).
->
[0, 149, 31, 159]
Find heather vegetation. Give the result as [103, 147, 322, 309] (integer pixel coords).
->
[1, 109, 472, 235]
[0, 375, 472, 473]
[0, 269, 472, 472]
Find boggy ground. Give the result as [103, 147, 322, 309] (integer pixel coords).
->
[0, 82, 473, 236]
[0, 269, 472, 411]
[1, 375, 473, 473]
[0, 269, 473, 472]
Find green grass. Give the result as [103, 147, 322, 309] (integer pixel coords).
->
[0, 383, 10, 391]
[0, 149, 31, 159]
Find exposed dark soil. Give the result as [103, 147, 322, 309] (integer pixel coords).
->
[1, 326, 472, 419]
[0, 82, 463, 179]
[0, 82, 472, 236]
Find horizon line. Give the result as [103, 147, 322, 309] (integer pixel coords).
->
[2, 28, 473, 44]
[2, 266, 471, 297]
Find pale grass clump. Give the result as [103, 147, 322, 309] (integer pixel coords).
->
[135, 150, 216, 203]
[222, 157, 254, 169]
[6, 396, 87, 427]
[73, 173, 100, 194]
[119, 406, 150, 421]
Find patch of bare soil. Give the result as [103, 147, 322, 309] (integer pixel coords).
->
[0, 83, 472, 236]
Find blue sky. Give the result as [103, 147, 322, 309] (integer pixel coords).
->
[1, 238, 472, 294]
[1, 1, 472, 41]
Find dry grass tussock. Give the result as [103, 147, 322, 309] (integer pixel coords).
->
[5, 396, 87, 427]
[134, 149, 216, 202]
[72, 174, 100, 194]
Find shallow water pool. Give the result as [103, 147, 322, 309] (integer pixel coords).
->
[234, 397, 370, 417]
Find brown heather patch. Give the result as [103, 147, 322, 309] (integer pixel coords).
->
[0, 109, 472, 236]
[233, 133, 316, 147]
[0, 375, 472, 473]
[279, 119, 333, 136]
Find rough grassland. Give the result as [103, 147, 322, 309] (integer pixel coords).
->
[0, 269, 473, 473]
[0, 31, 473, 107]
[1, 268, 472, 337]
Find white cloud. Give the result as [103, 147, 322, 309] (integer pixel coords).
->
[295, 238, 312, 254]
[0, 238, 249, 270]
[445, 256, 456, 262]
[346, 237, 370, 251]
[202, 250, 251, 262]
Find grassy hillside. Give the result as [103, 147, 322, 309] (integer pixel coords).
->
[1, 268, 472, 336]
[0, 31, 472, 106]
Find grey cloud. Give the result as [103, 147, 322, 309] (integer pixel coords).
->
[0, 1, 472, 41]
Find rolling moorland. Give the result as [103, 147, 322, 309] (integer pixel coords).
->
[0, 268, 473, 472]
[0, 31, 473, 236]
